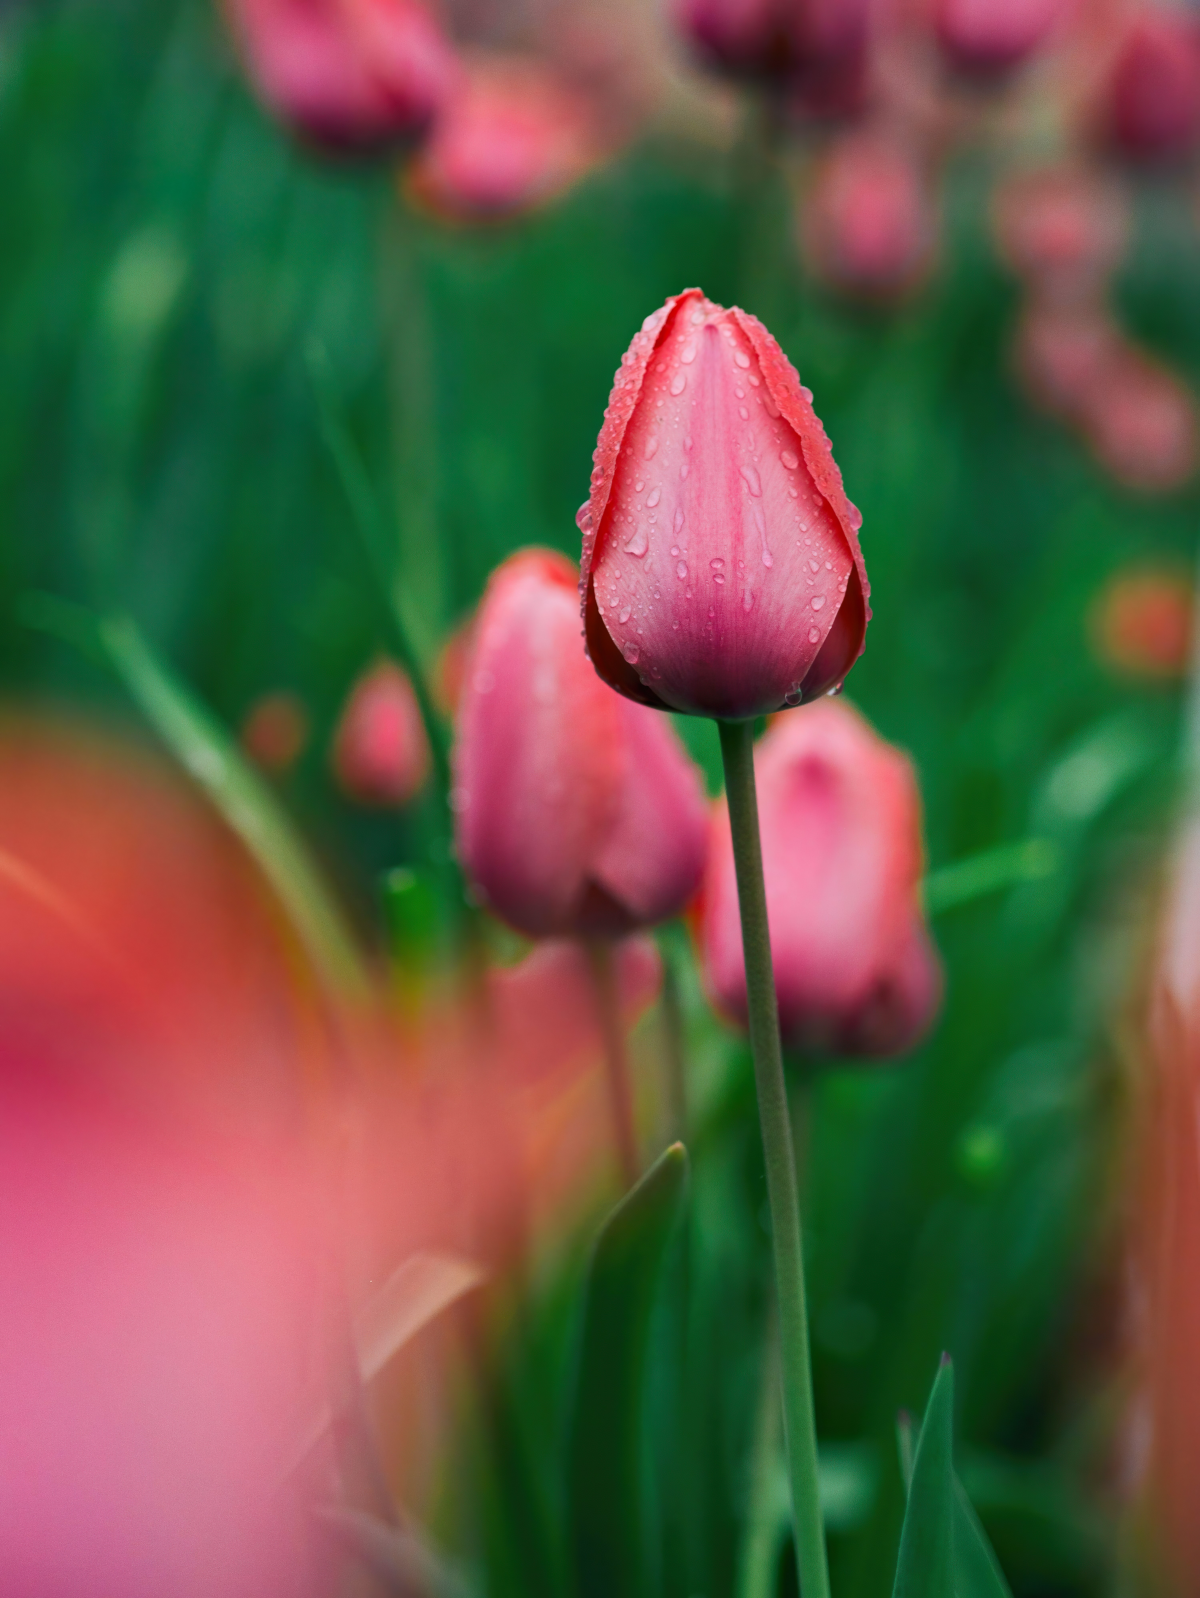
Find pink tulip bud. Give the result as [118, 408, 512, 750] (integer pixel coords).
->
[1080, 347, 1199, 493]
[992, 165, 1127, 302]
[453, 549, 708, 940]
[239, 691, 309, 774]
[700, 700, 941, 1057]
[225, 0, 458, 152]
[332, 659, 431, 806]
[933, 0, 1067, 75]
[801, 132, 936, 298]
[404, 56, 600, 221]
[1102, 11, 1200, 162]
[577, 288, 868, 721]
[1011, 299, 1122, 421]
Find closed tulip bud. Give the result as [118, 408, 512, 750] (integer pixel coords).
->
[454, 549, 708, 939]
[674, 0, 867, 85]
[577, 288, 868, 721]
[332, 659, 430, 806]
[933, 0, 1066, 75]
[1080, 347, 1199, 493]
[1011, 300, 1122, 421]
[225, 0, 457, 152]
[1102, 12, 1200, 162]
[700, 700, 941, 1056]
[404, 56, 600, 221]
[801, 132, 936, 298]
[992, 165, 1127, 302]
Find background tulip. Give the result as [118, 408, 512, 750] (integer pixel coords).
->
[225, 0, 457, 151]
[240, 691, 309, 774]
[673, 0, 868, 86]
[800, 131, 935, 298]
[578, 288, 868, 721]
[701, 700, 941, 1056]
[453, 548, 708, 940]
[404, 56, 600, 221]
[933, 0, 1066, 76]
[1102, 12, 1200, 162]
[1090, 566, 1195, 680]
[333, 659, 431, 806]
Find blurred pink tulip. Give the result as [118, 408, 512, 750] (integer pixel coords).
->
[992, 164, 1127, 302]
[801, 131, 936, 297]
[673, 0, 868, 86]
[404, 55, 600, 220]
[453, 549, 708, 939]
[1012, 299, 1123, 421]
[700, 700, 941, 1056]
[1080, 346, 1198, 493]
[225, 0, 458, 151]
[1090, 565, 1194, 680]
[241, 690, 310, 773]
[578, 287, 869, 720]
[332, 658, 430, 806]
[1102, 10, 1200, 161]
[933, 0, 1067, 75]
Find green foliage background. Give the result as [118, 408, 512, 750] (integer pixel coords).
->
[5, 1, 1200, 1594]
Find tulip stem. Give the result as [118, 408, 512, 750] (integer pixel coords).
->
[717, 718, 829, 1598]
[585, 940, 640, 1188]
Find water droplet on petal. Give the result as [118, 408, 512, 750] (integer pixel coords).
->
[811, 595, 826, 611]
[762, 550, 773, 568]
[739, 464, 762, 497]
[680, 462, 689, 480]
[619, 605, 632, 623]
[670, 372, 687, 396]
[622, 641, 640, 664]
[808, 627, 821, 643]
[680, 342, 697, 365]
[644, 437, 659, 461]
[713, 572, 725, 584]
[674, 507, 685, 534]
[623, 525, 648, 557]
[739, 406, 749, 420]
[677, 561, 688, 579]
[781, 449, 799, 470]
[809, 559, 820, 573]
[735, 350, 751, 369]
[647, 486, 661, 508]
[710, 557, 725, 570]
[635, 480, 644, 493]
[742, 589, 753, 612]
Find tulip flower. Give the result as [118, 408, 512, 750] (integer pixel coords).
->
[333, 658, 431, 807]
[225, 0, 458, 152]
[1011, 300, 1122, 422]
[1102, 12, 1200, 162]
[800, 132, 936, 299]
[1080, 347, 1198, 493]
[992, 165, 1127, 303]
[933, 0, 1066, 75]
[577, 287, 868, 722]
[1090, 566, 1194, 680]
[404, 55, 601, 221]
[700, 700, 941, 1056]
[453, 549, 708, 941]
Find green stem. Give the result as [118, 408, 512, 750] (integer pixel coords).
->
[657, 929, 689, 1144]
[718, 719, 829, 1598]
[585, 940, 640, 1188]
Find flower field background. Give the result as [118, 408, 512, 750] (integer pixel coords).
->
[4, 0, 1200, 1595]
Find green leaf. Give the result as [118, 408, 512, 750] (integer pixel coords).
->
[892, 1359, 956, 1598]
[567, 1142, 690, 1598]
[98, 613, 369, 999]
[893, 1361, 1013, 1598]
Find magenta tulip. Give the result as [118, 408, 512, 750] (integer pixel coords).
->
[700, 700, 941, 1056]
[577, 288, 868, 721]
[933, 0, 1066, 75]
[405, 55, 600, 221]
[225, 0, 457, 151]
[1103, 12, 1200, 162]
[332, 659, 430, 806]
[453, 549, 708, 940]
[673, 0, 867, 85]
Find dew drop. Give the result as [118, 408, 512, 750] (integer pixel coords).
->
[748, 374, 761, 387]
[811, 595, 826, 611]
[690, 308, 705, 326]
[713, 572, 725, 584]
[739, 464, 762, 497]
[808, 627, 821, 643]
[784, 689, 802, 707]
[710, 557, 725, 570]
[734, 350, 751, 369]
[809, 559, 820, 573]
[676, 561, 688, 579]
[647, 486, 661, 508]
[577, 506, 594, 532]
[635, 480, 644, 493]
[673, 507, 685, 534]
[623, 526, 648, 557]
[781, 449, 799, 470]
[644, 437, 659, 460]
[622, 641, 640, 664]
[680, 462, 690, 480]
[670, 545, 679, 557]
[742, 589, 753, 612]
[739, 406, 749, 420]
[670, 372, 687, 396]
[619, 605, 632, 624]
[763, 393, 781, 418]
[762, 550, 773, 568]
[680, 342, 697, 365]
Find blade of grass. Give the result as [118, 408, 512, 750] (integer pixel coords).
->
[98, 611, 369, 999]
